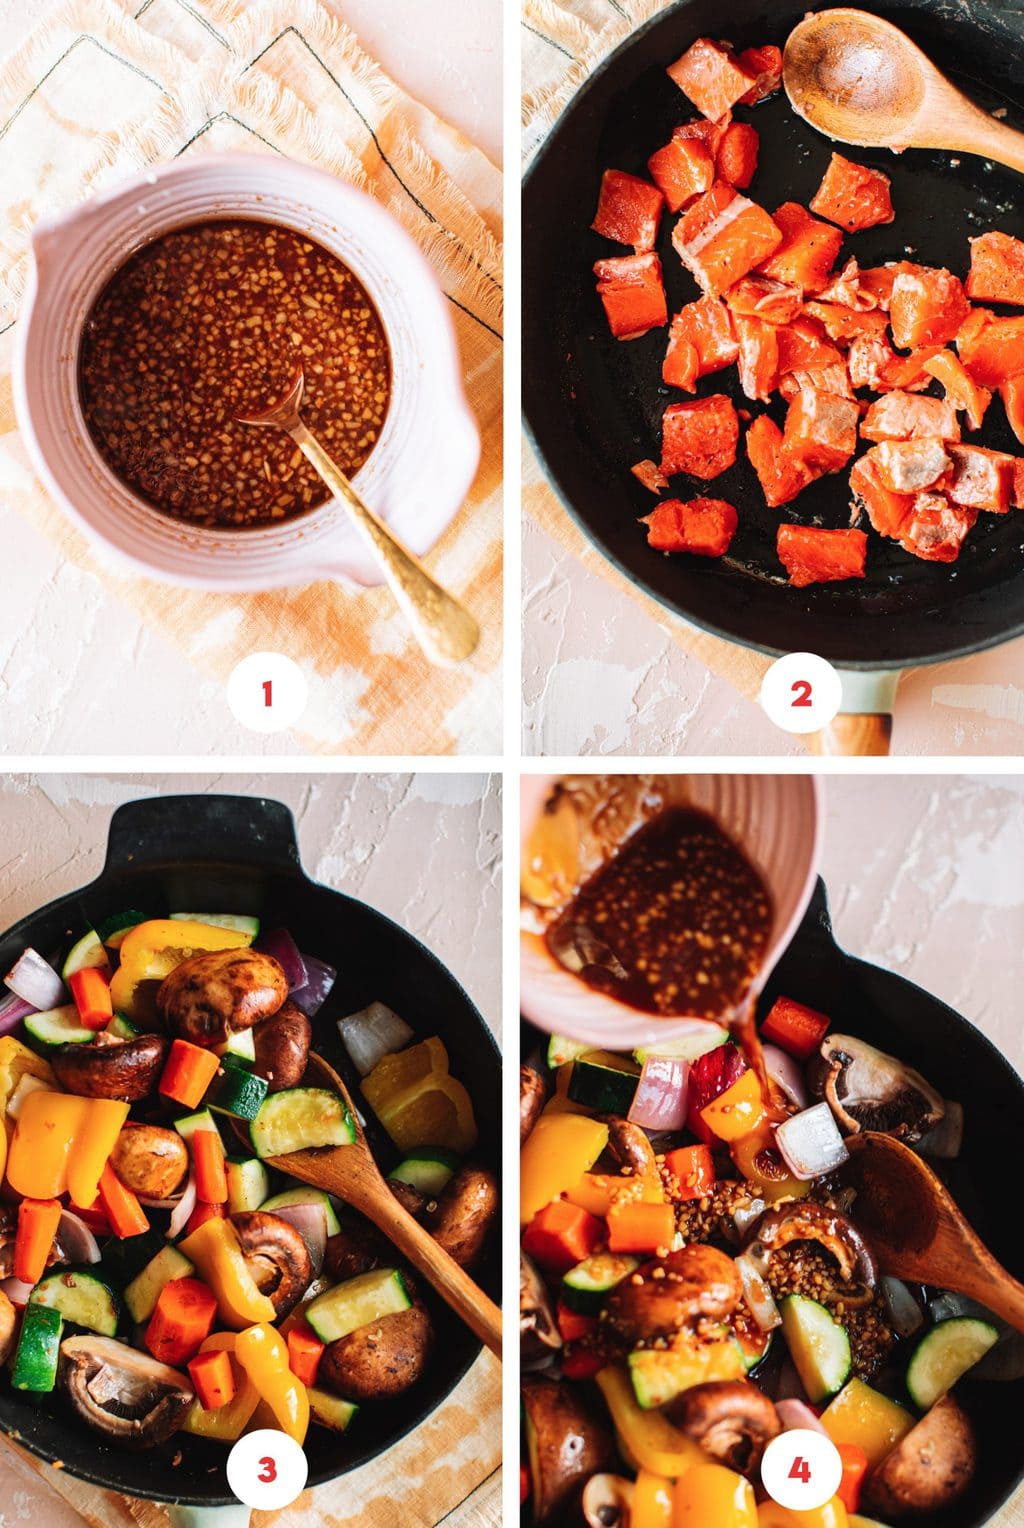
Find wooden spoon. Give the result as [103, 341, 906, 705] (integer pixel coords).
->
[842, 1131, 1024, 1331]
[257, 1051, 502, 1357]
[783, 8, 1024, 172]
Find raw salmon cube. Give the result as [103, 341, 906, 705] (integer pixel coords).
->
[758, 202, 844, 293]
[734, 315, 779, 401]
[804, 302, 889, 343]
[858, 265, 901, 308]
[746, 415, 816, 507]
[776, 316, 844, 374]
[1001, 376, 1024, 446]
[667, 37, 756, 121]
[592, 169, 664, 251]
[899, 493, 977, 562]
[737, 44, 783, 103]
[849, 333, 896, 391]
[872, 438, 951, 494]
[780, 362, 853, 400]
[810, 153, 894, 232]
[663, 296, 739, 389]
[877, 345, 944, 393]
[967, 231, 1024, 306]
[631, 459, 670, 495]
[1012, 458, 1024, 509]
[673, 183, 782, 297]
[783, 387, 859, 472]
[889, 266, 971, 349]
[817, 258, 879, 311]
[849, 453, 914, 538]
[660, 394, 739, 478]
[943, 443, 1013, 513]
[594, 252, 668, 339]
[956, 307, 994, 352]
[923, 350, 991, 431]
[861, 390, 960, 442]
[717, 122, 759, 189]
[642, 495, 739, 555]
[777, 524, 868, 586]
[959, 314, 1024, 387]
[648, 130, 716, 213]
[726, 275, 803, 324]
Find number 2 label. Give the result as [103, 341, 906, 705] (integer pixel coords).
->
[791, 679, 813, 708]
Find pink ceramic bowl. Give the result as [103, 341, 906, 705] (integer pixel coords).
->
[520, 773, 824, 1051]
[13, 154, 479, 590]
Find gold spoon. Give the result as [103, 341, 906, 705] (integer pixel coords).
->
[783, 8, 1024, 172]
[842, 1131, 1024, 1331]
[253, 1050, 502, 1358]
[238, 370, 480, 668]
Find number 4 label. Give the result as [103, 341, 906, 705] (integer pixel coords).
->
[761, 1430, 842, 1511]
[789, 1456, 812, 1483]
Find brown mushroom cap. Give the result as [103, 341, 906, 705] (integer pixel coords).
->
[520, 1066, 546, 1144]
[59, 1335, 193, 1449]
[230, 1210, 311, 1317]
[424, 1165, 498, 1270]
[606, 1244, 743, 1345]
[252, 1000, 311, 1092]
[809, 1034, 944, 1145]
[51, 1034, 168, 1101]
[157, 948, 288, 1046]
[605, 1116, 658, 1177]
[521, 1249, 563, 1365]
[748, 1200, 878, 1287]
[319, 1302, 434, 1401]
[110, 1123, 189, 1200]
[522, 1376, 615, 1525]
[865, 1394, 977, 1517]
[667, 1379, 781, 1476]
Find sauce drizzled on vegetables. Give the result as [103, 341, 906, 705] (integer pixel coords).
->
[545, 806, 772, 1019]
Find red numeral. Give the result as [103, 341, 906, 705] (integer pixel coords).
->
[262, 680, 273, 708]
[259, 1456, 277, 1483]
[788, 1456, 811, 1484]
[791, 679, 813, 708]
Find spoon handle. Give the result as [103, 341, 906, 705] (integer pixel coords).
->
[925, 95, 1024, 176]
[290, 421, 480, 668]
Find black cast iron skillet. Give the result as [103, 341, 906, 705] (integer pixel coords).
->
[523, 0, 1024, 670]
[0, 794, 500, 1508]
[522, 878, 1024, 1528]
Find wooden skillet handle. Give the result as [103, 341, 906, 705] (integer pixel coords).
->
[806, 713, 893, 755]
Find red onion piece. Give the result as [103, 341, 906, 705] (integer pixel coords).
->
[736, 1252, 781, 1332]
[916, 1100, 964, 1159]
[169, 1169, 198, 1238]
[0, 991, 35, 1037]
[4, 948, 65, 1012]
[0, 1278, 35, 1307]
[292, 953, 336, 1018]
[776, 1399, 828, 1435]
[776, 1102, 850, 1180]
[628, 1056, 689, 1132]
[57, 1209, 101, 1265]
[254, 928, 307, 992]
[267, 1201, 327, 1278]
[762, 1044, 808, 1110]
[881, 1276, 924, 1338]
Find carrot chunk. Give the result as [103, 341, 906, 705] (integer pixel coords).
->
[734, 315, 779, 401]
[746, 415, 816, 507]
[777, 524, 867, 586]
[631, 459, 670, 495]
[810, 153, 894, 232]
[673, 182, 782, 297]
[923, 350, 991, 432]
[663, 295, 738, 389]
[648, 128, 716, 213]
[898, 493, 978, 563]
[967, 230, 1024, 306]
[737, 44, 783, 104]
[889, 266, 971, 350]
[783, 387, 859, 473]
[716, 122, 759, 189]
[944, 443, 1013, 513]
[959, 314, 1024, 387]
[594, 252, 668, 340]
[642, 496, 738, 556]
[871, 438, 951, 494]
[849, 454, 914, 539]
[758, 202, 844, 293]
[666, 37, 756, 121]
[861, 391, 960, 443]
[660, 394, 739, 478]
[591, 169, 664, 252]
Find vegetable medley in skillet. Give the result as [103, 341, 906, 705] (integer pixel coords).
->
[0, 911, 496, 1450]
[520, 1000, 1016, 1527]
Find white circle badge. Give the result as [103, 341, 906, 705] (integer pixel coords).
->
[226, 1428, 308, 1510]
[760, 651, 842, 734]
[760, 1428, 844, 1512]
[227, 652, 308, 733]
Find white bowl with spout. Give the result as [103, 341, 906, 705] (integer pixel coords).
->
[13, 153, 479, 590]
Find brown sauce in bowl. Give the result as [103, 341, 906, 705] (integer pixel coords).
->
[545, 806, 772, 1018]
[78, 219, 391, 529]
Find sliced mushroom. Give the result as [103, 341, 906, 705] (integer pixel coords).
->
[0, 1205, 65, 1279]
[582, 1474, 634, 1528]
[748, 1201, 878, 1287]
[157, 949, 288, 1046]
[605, 1117, 658, 1177]
[667, 1380, 781, 1476]
[110, 1123, 189, 1200]
[59, 1335, 193, 1449]
[865, 1394, 977, 1517]
[51, 1034, 168, 1101]
[521, 1249, 562, 1365]
[424, 1165, 498, 1269]
[522, 1376, 615, 1524]
[809, 1034, 944, 1144]
[521, 1066, 546, 1144]
[606, 1245, 743, 1345]
[231, 1210, 311, 1317]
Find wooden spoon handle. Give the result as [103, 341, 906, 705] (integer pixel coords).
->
[807, 713, 892, 755]
[936, 110, 1024, 177]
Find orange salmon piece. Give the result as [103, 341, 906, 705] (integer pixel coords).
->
[631, 459, 670, 495]
[663, 295, 738, 389]
[648, 132, 716, 213]
[889, 266, 971, 350]
[660, 394, 739, 478]
[779, 362, 853, 400]
[737, 44, 782, 103]
[849, 453, 915, 538]
[777, 524, 867, 586]
[758, 202, 843, 293]
[923, 350, 992, 431]
[726, 275, 803, 324]
[849, 333, 897, 390]
[594, 252, 668, 339]
[810, 154, 894, 232]
[944, 443, 1014, 513]
[1001, 376, 1024, 446]
[592, 170, 664, 252]
[816, 258, 879, 311]
[643, 496, 739, 555]
[734, 315, 779, 401]
[667, 37, 756, 121]
[673, 182, 782, 297]
[871, 438, 951, 494]
[967, 231, 1024, 306]
[717, 122, 759, 189]
[776, 316, 844, 375]
[861, 390, 960, 442]
[959, 314, 1024, 387]
[783, 387, 859, 472]
[899, 493, 977, 562]
[746, 415, 817, 507]
[804, 302, 889, 343]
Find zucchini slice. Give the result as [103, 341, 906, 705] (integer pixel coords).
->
[308, 1386, 359, 1432]
[62, 928, 110, 980]
[546, 1035, 592, 1070]
[96, 910, 149, 950]
[633, 1026, 729, 1065]
[249, 1088, 355, 1159]
[31, 1269, 120, 1336]
[260, 1186, 341, 1236]
[568, 1057, 639, 1115]
[123, 1245, 195, 1324]
[906, 1317, 999, 1410]
[23, 1005, 95, 1054]
[208, 1060, 269, 1121]
[105, 1012, 139, 1041]
[779, 1294, 852, 1404]
[389, 1149, 459, 1198]
[226, 1157, 271, 1215]
[12, 1303, 63, 1391]
[561, 1252, 640, 1315]
[174, 1108, 221, 1144]
[305, 1268, 411, 1343]
[214, 1028, 256, 1066]
[170, 913, 261, 937]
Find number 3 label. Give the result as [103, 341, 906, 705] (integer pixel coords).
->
[761, 1431, 842, 1511]
[259, 1456, 277, 1483]
[760, 653, 842, 734]
[226, 1430, 307, 1510]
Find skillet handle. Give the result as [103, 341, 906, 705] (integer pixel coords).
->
[167, 1508, 250, 1528]
[103, 795, 301, 874]
[806, 670, 898, 756]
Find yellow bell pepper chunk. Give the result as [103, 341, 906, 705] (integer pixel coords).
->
[820, 1377, 914, 1470]
[6, 1090, 90, 1198]
[564, 1169, 664, 1219]
[66, 1099, 130, 1210]
[674, 1463, 758, 1527]
[521, 1113, 609, 1224]
[179, 1217, 277, 1329]
[362, 1036, 477, 1154]
[634, 1470, 674, 1528]
[181, 1332, 260, 1442]
[235, 1323, 309, 1445]
[595, 1366, 703, 1480]
[700, 1069, 766, 1143]
[109, 919, 253, 1023]
[0, 1038, 55, 1181]
[758, 1500, 849, 1528]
